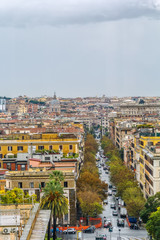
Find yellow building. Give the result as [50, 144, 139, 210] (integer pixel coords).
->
[134, 134, 160, 198]
[0, 132, 82, 165]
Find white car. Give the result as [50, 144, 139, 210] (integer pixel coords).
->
[63, 228, 76, 234]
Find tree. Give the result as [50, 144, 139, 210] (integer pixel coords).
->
[77, 171, 108, 201]
[49, 170, 64, 182]
[140, 192, 160, 223]
[78, 191, 103, 225]
[85, 134, 98, 154]
[84, 152, 96, 163]
[81, 162, 99, 176]
[0, 188, 37, 204]
[41, 180, 68, 240]
[146, 207, 160, 240]
[123, 187, 145, 218]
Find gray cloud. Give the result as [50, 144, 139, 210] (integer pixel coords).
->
[0, 0, 160, 27]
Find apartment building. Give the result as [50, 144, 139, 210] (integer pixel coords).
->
[120, 103, 160, 117]
[0, 132, 81, 159]
[5, 170, 77, 225]
[131, 134, 160, 198]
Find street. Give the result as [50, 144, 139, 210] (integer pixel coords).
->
[57, 152, 148, 240]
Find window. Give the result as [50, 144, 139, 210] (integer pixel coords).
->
[0, 154, 3, 159]
[64, 181, 68, 188]
[69, 145, 73, 150]
[64, 213, 68, 221]
[6, 163, 11, 170]
[45, 157, 50, 161]
[41, 182, 45, 188]
[21, 165, 26, 171]
[30, 182, 34, 188]
[59, 145, 63, 151]
[8, 146, 12, 151]
[49, 145, 52, 150]
[17, 146, 23, 151]
[18, 182, 22, 188]
[38, 146, 44, 150]
[22, 136, 24, 140]
[0, 146, 1, 151]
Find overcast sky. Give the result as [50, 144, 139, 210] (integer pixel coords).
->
[1, 0, 160, 98]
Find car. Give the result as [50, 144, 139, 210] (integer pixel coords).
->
[112, 210, 118, 216]
[108, 190, 112, 196]
[63, 228, 76, 234]
[110, 203, 116, 209]
[83, 226, 96, 233]
[96, 234, 107, 240]
[117, 218, 125, 227]
[105, 170, 109, 174]
[104, 219, 112, 228]
[103, 199, 108, 205]
[109, 184, 112, 189]
[130, 223, 139, 230]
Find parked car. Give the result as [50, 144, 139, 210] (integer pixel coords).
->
[104, 219, 112, 228]
[112, 210, 118, 216]
[110, 203, 116, 209]
[63, 228, 76, 234]
[96, 234, 107, 240]
[103, 199, 108, 205]
[120, 207, 127, 218]
[95, 235, 107, 240]
[105, 170, 109, 174]
[130, 223, 139, 230]
[108, 190, 112, 196]
[83, 226, 96, 233]
[117, 218, 125, 227]
[109, 184, 112, 189]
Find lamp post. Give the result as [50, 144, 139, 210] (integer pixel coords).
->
[119, 228, 121, 239]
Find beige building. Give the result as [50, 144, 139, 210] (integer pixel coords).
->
[119, 103, 160, 117]
[5, 169, 77, 225]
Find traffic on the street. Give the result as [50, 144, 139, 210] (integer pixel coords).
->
[57, 147, 148, 240]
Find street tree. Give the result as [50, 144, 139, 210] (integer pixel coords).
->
[140, 192, 160, 223]
[123, 187, 145, 218]
[78, 191, 103, 225]
[146, 207, 160, 240]
[77, 171, 108, 200]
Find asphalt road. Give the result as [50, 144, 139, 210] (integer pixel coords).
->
[57, 154, 148, 240]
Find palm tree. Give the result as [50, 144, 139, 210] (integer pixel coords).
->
[49, 170, 64, 182]
[41, 180, 68, 240]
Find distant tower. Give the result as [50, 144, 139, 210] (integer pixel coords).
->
[50, 92, 60, 114]
[53, 92, 57, 99]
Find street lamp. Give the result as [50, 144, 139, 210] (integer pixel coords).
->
[119, 228, 121, 239]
